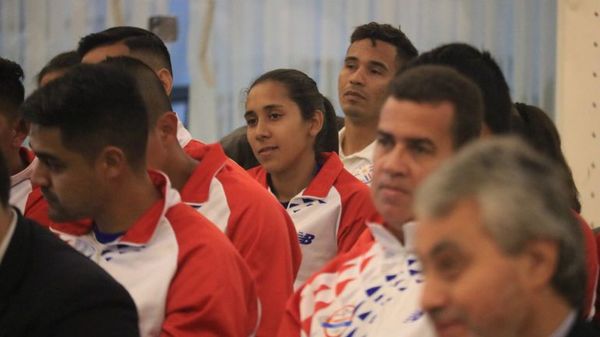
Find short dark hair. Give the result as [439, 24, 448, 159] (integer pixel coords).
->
[102, 56, 172, 127]
[350, 22, 418, 66]
[0, 151, 10, 208]
[0, 57, 25, 121]
[248, 69, 339, 156]
[78, 26, 172, 74]
[404, 43, 512, 134]
[21, 63, 149, 170]
[389, 65, 483, 149]
[36, 50, 81, 85]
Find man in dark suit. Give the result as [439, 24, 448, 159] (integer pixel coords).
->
[414, 137, 599, 337]
[0, 151, 139, 336]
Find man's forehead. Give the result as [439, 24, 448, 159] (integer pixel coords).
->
[29, 125, 63, 149]
[378, 98, 454, 138]
[82, 42, 130, 64]
[416, 199, 484, 248]
[345, 39, 397, 64]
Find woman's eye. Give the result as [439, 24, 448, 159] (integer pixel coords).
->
[245, 117, 257, 126]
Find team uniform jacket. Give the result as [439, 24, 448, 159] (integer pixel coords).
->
[180, 140, 302, 337]
[248, 152, 379, 288]
[278, 222, 436, 337]
[50, 171, 259, 337]
[338, 128, 375, 185]
[9, 147, 51, 227]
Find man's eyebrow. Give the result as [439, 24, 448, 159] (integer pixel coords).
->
[429, 240, 462, 258]
[32, 150, 59, 162]
[376, 129, 393, 138]
[407, 137, 435, 147]
[368, 60, 390, 71]
[344, 56, 358, 63]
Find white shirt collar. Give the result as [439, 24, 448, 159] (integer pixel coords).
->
[549, 310, 576, 337]
[176, 117, 193, 148]
[0, 208, 18, 265]
[338, 127, 377, 160]
[10, 157, 37, 188]
[368, 221, 417, 255]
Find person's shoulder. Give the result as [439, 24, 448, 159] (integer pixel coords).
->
[164, 202, 235, 248]
[27, 218, 128, 291]
[13, 217, 139, 336]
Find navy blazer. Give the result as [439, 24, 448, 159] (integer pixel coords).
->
[0, 210, 139, 337]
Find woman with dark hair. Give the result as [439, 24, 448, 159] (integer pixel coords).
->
[513, 102, 599, 321]
[244, 69, 379, 287]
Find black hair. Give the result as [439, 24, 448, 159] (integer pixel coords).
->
[0, 57, 25, 121]
[248, 69, 339, 157]
[389, 65, 483, 149]
[36, 50, 81, 86]
[0, 151, 9, 208]
[350, 22, 418, 66]
[513, 102, 581, 212]
[404, 43, 512, 134]
[21, 63, 149, 170]
[102, 56, 172, 127]
[78, 26, 172, 74]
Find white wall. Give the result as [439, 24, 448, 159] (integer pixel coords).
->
[556, 0, 600, 226]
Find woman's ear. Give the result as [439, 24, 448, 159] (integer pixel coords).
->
[309, 110, 324, 137]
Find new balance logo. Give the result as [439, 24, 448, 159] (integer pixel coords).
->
[298, 231, 316, 245]
[289, 198, 326, 214]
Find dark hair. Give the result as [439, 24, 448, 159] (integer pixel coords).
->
[350, 22, 418, 66]
[513, 102, 581, 212]
[102, 56, 172, 127]
[248, 69, 339, 156]
[389, 65, 483, 149]
[36, 50, 81, 85]
[0, 151, 10, 208]
[21, 63, 149, 170]
[78, 26, 172, 74]
[0, 57, 25, 121]
[404, 43, 512, 134]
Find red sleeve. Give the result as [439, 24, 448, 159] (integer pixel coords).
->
[162, 204, 259, 337]
[573, 212, 598, 319]
[24, 186, 53, 228]
[277, 286, 303, 337]
[220, 168, 302, 337]
[336, 176, 380, 253]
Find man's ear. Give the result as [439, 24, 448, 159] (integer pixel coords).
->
[309, 110, 324, 137]
[156, 68, 174, 96]
[97, 146, 127, 179]
[155, 112, 179, 139]
[519, 239, 559, 291]
[11, 119, 29, 149]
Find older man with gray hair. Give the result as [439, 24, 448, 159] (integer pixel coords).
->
[414, 137, 598, 337]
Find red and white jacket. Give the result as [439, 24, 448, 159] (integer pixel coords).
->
[248, 152, 380, 288]
[278, 222, 436, 337]
[180, 140, 302, 337]
[10, 147, 51, 227]
[50, 171, 259, 337]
